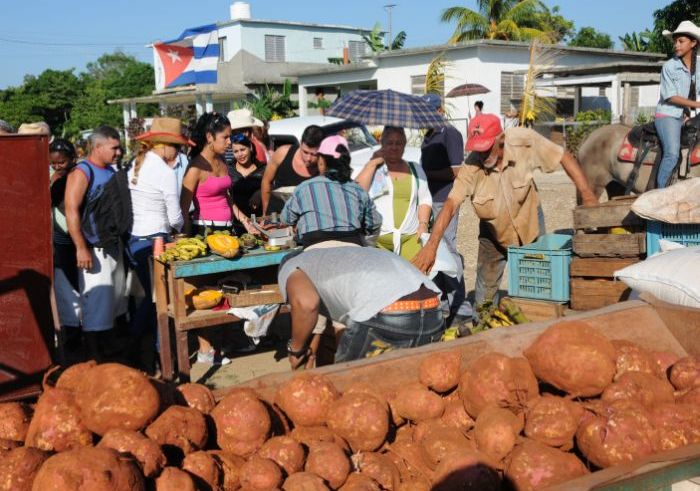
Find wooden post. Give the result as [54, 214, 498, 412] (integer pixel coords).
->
[153, 259, 174, 381]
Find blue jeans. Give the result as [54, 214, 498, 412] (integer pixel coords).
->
[335, 307, 445, 363]
[655, 116, 683, 188]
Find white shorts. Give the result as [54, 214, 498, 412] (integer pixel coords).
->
[78, 245, 125, 332]
[54, 268, 81, 327]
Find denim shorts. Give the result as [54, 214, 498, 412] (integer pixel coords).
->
[335, 307, 445, 363]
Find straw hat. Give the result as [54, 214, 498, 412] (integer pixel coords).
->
[663, 20, 700, 41]
[18, 121, 51, 136]
[227, 109, 263, 131]
[136, 117, 192, 145]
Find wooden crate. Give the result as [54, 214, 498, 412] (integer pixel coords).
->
[512, 297, 566, 322]
[570, 278, 631, 311]
[569, 257, 640, 278]
[573, 196, 642, 230]
[572, 233, 646, 258]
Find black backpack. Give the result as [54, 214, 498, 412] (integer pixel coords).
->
[80, 164, 133, 248]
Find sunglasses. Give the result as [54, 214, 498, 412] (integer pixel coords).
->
[231, 132, 249, 144]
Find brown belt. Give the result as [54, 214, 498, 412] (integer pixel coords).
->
[381, 296, 441, 313]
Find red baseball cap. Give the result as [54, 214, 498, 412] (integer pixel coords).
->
[466, 114, 503, 152]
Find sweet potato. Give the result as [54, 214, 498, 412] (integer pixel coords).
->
[353, 452, 400, 490]
[305, 442, 350, 489]
[182, 451, 222, 490]
[669, 356, 700, 391]
[385, 441, 433, 484]
[276, 375, 339, 427]
[327, 393, 389, 452]
[611, 340, 656, 380]
[258, 436, 306, 476]
[419, 351, 461, 393]
[420, 428, 476, 469]
[601, 371, 675, 407]
[440, 399, 475, 435]
[650, 350, 680, 379]
[431, 452, 501, 491]
[0, 402, 31, 443]
[283, 472, 330, 491]
[74, 363, 160, 436]
[156, 467, 196, 491]
[524, 395, 584, 450]
[339, 473, 380, 491]
[382, 389, 406, 427]
[459, 353, 539, 418]
[97, 429, 166, 478]
[393, 424, 414, 443]
[677, 386, 700, 405]
[0, 439, 20, 453]
[54, 360, 97, 393]
[31, 447, 144, 491]
[290, 426, 349, 452]
[25, 387, 93, 452]
[177, 383, 216, 415]
[209, 451, 246, 491]
[145, 406, 208, 455]
[0, 447, 49, 491]
[650, 403, 700, 451]
[394, 383, 444, 422]
[240, 456, 284, 490]
[505, 439, 588, 491]
[524, 321, 616, 397]
[412, 419, 450, 444]
[211, 388, 271, 457]
[474, 406, 523, 464]
[396, 478, 431, 491]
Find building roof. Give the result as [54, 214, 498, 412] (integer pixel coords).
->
[518, 60, 664, 76]
[217, 17, 378, 33]
[286, 61, 377, 77]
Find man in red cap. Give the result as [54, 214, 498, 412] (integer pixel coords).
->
[412, 114, 597, 327]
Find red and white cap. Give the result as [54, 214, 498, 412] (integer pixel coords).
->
[466, 114, 503, 152]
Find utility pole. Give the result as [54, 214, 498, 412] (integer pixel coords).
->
[384, 4, 397, 50]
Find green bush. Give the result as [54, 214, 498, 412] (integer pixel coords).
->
[565, 109, 612, 156]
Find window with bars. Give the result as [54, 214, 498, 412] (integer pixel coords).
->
[218, 37, 227, 62]
[313, 37, 323, 49]
[500, 72, 525, 113]
[348, 40, 367, 61]
[265, 35, 286, 62]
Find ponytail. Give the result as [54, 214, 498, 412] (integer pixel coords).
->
[131, 141, 153, 185]
[690, 45, 698, 102]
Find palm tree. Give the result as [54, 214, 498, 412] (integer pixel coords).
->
[441, 0, 551, 44]
[362, 23, 407, 53]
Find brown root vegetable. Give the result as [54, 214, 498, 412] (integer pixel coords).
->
[283, 472, 330, 491]
[0, 439, 20, 453]
[31, 447, 144, 491]
[54, 360, 97, 392]
[459, 353, 539, 418]
[601, 371, 674, 407]
[211, 388, 271, 457]
[669, 356, 700, 391]
[396, 478, 431, 491]
[524, 321, 616, 397]
[650, 403, 700, 450]
[576, 401, 657, 468]
[650, 351, 680, 379]
[240, 456, 284, 490]
[524, 395, 584, 450]
[25, 387, 93, 452]
[290, 426, 349, 452]
[145, 406, 208, 455]
[0, 446, 49, 491]
[339, 473, 381, 491]
[327, 393, 389, 452]
[412, 419, 450, 444]
[97, 429, 166, 478]
[440, 399, 475, 435]
[394, 383, 445, 422]
[420, 428, 476, 469]
[382, 389, 406, 427]
[385, 441, 433, 484]
[156, 467, 197, 491]
[0, 402, 31, 442]
[611, 340, 656, 380]
[258, 436, 306, 476]
[505, 439, 588, 491]
[419, 351, 461, 393]
[275, 375, 339, 427]
[305, 442, 350, 489]
[353, 452, 400, 490]
[344, 383, 389, 410]
[182, 451, 222, 490]
[176, 383, 216, 415]
[74, 363, 160, 436]
[209, 451, 246, 491]
[474, 406, 523, 464]
[393, 424, 414, 443]
[677, 386, 700, 405]
[431, 453, 501, 491]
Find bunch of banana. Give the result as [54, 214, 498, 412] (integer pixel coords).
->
[468, 297, 530, 335]
[158, 237, 208, 263]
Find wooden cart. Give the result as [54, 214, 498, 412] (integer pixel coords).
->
[154, 247, 299, 382]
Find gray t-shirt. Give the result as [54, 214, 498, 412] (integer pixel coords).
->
[278, 246, 441, 323]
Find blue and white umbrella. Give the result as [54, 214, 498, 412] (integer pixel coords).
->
[326, 89, 446, 129]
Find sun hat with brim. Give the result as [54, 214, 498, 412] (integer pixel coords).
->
[318, 135, 349, 158]
[227, 109, 263, 131]
[663, 20, 700, 41]
[18, 122, 51, 136]
[136, 117, 193, 146]
[466, 114, 503, 152]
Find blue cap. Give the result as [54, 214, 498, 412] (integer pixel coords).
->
[422, 93, 442, 110]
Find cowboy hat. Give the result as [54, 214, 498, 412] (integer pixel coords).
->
[663, 20, 700, 41]
[135, 117, 192, 146]
[227, 109, 263, 131]
[18, 121, 51, 136]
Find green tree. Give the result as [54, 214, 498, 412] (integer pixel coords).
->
[619, 31, 652, 52]
[362, 23, 406, 54]
[647, 0, 700, 54]
[568, 27, 614, 49]
[440, 0, 554, 44]
[532, 5, 574, 43]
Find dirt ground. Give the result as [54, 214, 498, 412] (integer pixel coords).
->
[191, 170, 578, 389]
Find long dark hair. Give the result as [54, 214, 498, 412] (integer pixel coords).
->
[323, 145, 352, 183]
[690, 44, 698, 103]
[189, 112, 231, 160]
[230, 132, 261, 167]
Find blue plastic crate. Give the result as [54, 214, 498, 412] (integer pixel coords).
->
[507, 233, 572, 302]
[646, 221, 700, 256]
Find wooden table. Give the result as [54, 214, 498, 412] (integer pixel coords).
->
[154, 247, 299, 381]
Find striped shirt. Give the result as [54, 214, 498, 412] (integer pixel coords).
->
[281, 176, 381, 240]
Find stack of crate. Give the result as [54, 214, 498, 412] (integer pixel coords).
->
[570, 197, 644, 311]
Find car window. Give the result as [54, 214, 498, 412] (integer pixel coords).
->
[322, 122, 377, 152]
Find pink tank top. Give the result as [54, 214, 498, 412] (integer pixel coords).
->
[193, 174, 232, 222]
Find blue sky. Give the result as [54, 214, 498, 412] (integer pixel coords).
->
[0, 0, 669, 89]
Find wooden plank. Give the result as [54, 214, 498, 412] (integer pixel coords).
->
[511, 297, 566, 322]
[572, 233, 646, 258]
[570, 257, 640, 278]
[570, 278, 631, 311]
[153, 259, 174, 381]
[172, 248, 300, 278]
[171, 305, 291, 331]
[640, 293, 700, 358]
[573, 197, 642, 229]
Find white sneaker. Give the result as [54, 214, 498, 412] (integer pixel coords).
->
[196, 349, 231, 366]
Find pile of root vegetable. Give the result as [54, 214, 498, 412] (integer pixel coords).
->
[1, 320, 699, 491]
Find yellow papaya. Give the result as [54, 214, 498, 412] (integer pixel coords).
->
[186, 289, 223, 310]
[206, 234, 240, 258]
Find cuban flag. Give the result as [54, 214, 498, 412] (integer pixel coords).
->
[155, 24, 219, 88]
